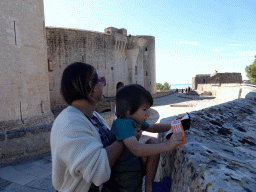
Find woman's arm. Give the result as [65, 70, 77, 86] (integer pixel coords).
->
[123, 133, 182, 157]
[105, 140, 124, 168]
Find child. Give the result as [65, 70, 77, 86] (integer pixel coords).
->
[111, 84, 183, 192]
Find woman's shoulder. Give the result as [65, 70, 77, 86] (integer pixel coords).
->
[53, 106, 88, 128]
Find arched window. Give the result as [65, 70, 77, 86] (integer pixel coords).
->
[116, 82, 125, 92]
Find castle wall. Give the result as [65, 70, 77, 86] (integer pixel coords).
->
[193, 73, 242, 91]
[46, 27, 156, 112]
[46, 27, 118, 111]
[192, 74, 211, 90]
[0, 0, 53, 131]
[208, 72, 242, 84]
[141, 36, 156, 94]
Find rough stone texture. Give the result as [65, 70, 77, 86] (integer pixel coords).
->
[0, 0, 54, 126]
[0, 124, 52, 164]
[46, 27, 156, 112]
[100, 111, 116, 128]
[156, 95, 256, 192]
[0, 111, 116, 165]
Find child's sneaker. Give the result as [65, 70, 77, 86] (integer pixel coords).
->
[152, 176, 171, 192]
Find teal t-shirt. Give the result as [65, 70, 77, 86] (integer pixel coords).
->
[110, 119, 150, 191]
[111, 119, 150, 141]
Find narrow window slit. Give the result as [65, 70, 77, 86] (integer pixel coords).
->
[14, 21, 17, 45]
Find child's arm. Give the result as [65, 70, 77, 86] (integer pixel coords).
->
[123, 133, 182, 157]
[145, 123, 171, 133]
[144, 115, 184, 133]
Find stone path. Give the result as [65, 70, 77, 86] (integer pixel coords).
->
[0, 93, 217, 192]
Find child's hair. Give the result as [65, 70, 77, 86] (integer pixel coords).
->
[116, 82, 125, 92]
[116, 84, 153, 118]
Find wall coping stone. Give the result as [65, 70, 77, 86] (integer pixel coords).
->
[157, 93, 256, 191]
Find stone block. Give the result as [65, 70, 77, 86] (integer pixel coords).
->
[0, 133, 5, 141]
[7, 130, 26, 140]
[156, 98, 256, 192]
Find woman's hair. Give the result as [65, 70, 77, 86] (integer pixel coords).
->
[116, 84, 153, 118]
[60, 62, 98, 105]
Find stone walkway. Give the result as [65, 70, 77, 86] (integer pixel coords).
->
[0, 93, 217, 192]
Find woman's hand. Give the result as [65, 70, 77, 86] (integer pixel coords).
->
[135, 124, 142, 141]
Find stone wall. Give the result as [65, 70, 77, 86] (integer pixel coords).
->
[0, 0, 54, 128]
[0, 111, 115, 165]
[46, 27, 156, 112]
[192, 74, 211, 90]
[193, 73, 242, 91]
[196, 83, 255, 105]
[208, 73, 242, 84]
[155, 93, 256, 192]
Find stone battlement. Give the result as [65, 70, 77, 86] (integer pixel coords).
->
[192, 72, 242, 90]
[156, 92, 256, 191]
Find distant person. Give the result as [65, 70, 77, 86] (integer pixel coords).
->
[188, 86, 191, 92]
[111, 84, 183, 192]
[182, 89, 184, 93]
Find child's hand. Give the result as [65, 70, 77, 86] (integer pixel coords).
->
[166, 133, 182, 149]
[134, 127, 142, 141]
[176, 115, 184, 120]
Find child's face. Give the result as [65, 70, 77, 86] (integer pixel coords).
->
[127, 103, 150, 124]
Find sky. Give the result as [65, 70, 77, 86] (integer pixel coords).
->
[43, 0, 256, 84]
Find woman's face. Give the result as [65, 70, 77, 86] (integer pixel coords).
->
[90, 75, 106, 103]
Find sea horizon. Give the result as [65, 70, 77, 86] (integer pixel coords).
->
[169, 84, 192, 89]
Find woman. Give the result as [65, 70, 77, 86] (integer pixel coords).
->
[50, 62, 124, 192]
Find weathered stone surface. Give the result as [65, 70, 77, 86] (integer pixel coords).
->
[0, 0, 54, 126]
[157, 96, 256, 192]
[0, 124, 53, 164]
[46, 27, 156, 112]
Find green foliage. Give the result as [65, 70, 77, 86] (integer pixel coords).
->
[156, 82, 171, 90]
[163, 82, 171, 90]
[156, 83, 164, 90]
[245, 55, 256, 83]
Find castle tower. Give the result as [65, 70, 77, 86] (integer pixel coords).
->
[126, 35, 156, 94]
[0, 0, 54, 131]
[140, 36, 156, 94]
[104, 27, 128, 97]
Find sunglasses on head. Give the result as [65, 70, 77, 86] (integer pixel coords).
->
[98, 76, 106, 86]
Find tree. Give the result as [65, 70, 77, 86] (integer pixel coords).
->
[163, 82, 171, 90]
[245, 55, 256, 83]
[156, 83, 164, 90]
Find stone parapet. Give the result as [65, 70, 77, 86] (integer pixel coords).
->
[153, 91, 173, 99]
[0, 112, 115, 165]
[0, 123, 52, 165]
[100, 111, 116, 128]
[156, 94, 256, 191]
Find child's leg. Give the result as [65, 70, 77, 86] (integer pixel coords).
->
[142, 138, 160, 192]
